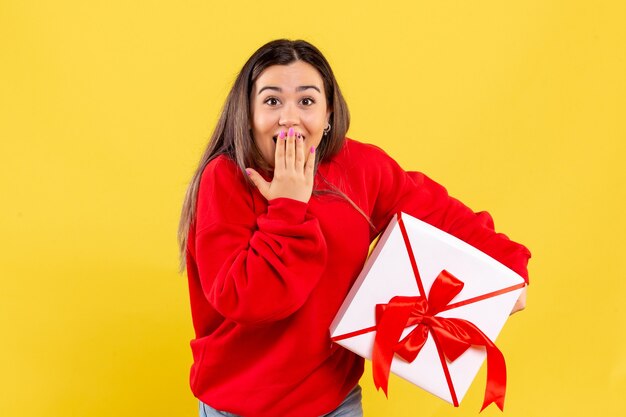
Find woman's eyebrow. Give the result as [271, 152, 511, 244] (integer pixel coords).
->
[257, 86, 281, 95]
[296, 85, 321, 93]
[257, 85, 321, 95]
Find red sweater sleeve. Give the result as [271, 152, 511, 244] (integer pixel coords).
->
[368, 146, 531, 282]
[193, 156, 328, 324]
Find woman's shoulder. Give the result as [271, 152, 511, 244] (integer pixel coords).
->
[199, 154, 247, 193]
[343, 137, 387, 154]
[196, 154, 254, 220]
[203, 153, 239, 173]
[202, 154, 243, 180]
[333, 137, 396, 167]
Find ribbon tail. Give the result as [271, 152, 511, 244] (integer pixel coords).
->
[439, 318, 507, 412]
[372, 342, 393, 397]
[372, 300, 415, 397]
[480, 344, 507, 412]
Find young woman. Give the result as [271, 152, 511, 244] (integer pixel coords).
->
[178, 39, 530, 417]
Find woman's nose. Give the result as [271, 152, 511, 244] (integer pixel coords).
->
[278, 103, 299, 127]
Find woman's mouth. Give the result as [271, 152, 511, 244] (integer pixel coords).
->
[272, 134, 305, 143]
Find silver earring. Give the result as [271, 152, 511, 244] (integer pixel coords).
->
[323, 123, 331, 135]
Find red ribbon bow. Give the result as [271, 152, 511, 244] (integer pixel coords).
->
[372, 269, 507, 412]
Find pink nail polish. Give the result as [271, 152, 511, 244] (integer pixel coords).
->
[310, 146, 315, 154]
[288, 127, 294, 136]
[279, 130, 286, 139]
[245, 168, 252, 176]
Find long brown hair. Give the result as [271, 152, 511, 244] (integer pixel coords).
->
[178, 39, 366, 272]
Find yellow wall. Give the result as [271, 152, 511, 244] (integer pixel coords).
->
[1, 1, 624, 416]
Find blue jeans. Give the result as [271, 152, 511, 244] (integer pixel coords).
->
[199, 385, 363, 417]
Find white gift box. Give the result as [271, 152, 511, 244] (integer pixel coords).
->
[330, 212, 525, 409]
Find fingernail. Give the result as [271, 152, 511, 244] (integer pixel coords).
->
[279, 130, 286, 139]
[310, 146, 315, 154]
[288, 127, 294, 136]
[245, 168, 252, 176]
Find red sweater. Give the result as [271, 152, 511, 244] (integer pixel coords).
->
[185, 138, 531, 417]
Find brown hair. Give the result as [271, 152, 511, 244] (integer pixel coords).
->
[178, 39, 369, 272]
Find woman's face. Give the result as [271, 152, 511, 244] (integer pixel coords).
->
[250, 61, 331, 167]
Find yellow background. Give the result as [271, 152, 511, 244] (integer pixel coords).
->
[1, 1, 624, 416]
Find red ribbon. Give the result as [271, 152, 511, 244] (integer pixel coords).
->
[372, 270, 507, 412]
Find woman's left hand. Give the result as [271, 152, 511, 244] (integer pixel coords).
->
[510, 286, 527, 315]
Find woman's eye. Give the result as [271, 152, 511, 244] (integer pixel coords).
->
[301, 98, 315, 106]
[264, 97, 280, 106]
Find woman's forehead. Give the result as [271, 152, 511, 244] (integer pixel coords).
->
[254, 61, 325, 93]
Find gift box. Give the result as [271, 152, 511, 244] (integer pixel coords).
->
[330, 212, 526, 411]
